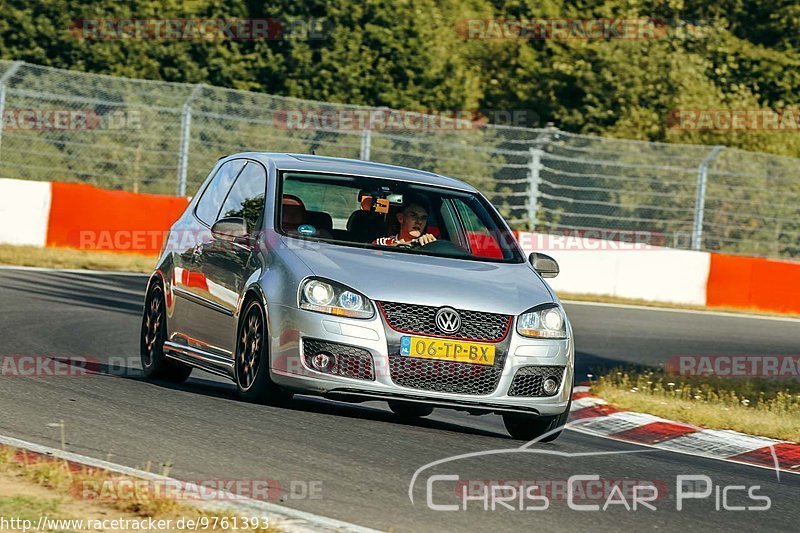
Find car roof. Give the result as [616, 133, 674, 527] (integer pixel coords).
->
[224, 152, 479, 192]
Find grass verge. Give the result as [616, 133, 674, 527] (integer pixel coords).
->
[591, 369, 800, 442]
[0, 445, 277, 531]
[0, 244, 156, 273]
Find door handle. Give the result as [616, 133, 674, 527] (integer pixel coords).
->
[192, 244, 203, 260]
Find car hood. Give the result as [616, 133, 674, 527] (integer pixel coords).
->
[286, 238, 555, 316]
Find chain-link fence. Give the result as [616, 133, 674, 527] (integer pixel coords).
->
[0, 60, 797, 259]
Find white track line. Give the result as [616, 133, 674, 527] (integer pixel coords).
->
[0, 265, 148, 276]
[0, 434, 381, 533]
[562, 299, 800, 322]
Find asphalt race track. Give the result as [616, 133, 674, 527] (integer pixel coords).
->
[1, 268, 798, 532]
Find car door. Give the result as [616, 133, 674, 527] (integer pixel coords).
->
[198, 161, 268, 356]
[171, 159, 246, 356]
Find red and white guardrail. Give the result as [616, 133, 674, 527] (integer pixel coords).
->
[1, 177, 798, 314]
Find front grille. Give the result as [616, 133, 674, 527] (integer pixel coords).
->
[508, 366, 565, 397]
[378, 301, 511, 342]
[388, 352, 507, 395]
[302, 338, 375, 381]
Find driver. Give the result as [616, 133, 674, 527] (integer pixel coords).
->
[373, 195, 437, 247]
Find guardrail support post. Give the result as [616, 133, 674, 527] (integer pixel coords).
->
[359, 109, 384, 161]
[359, 127, 371, 161]
[692, 145, 724, 251]
[0, 61, 25, 161]
[526, 146, 544, 230]
[176, 84, 205, 196]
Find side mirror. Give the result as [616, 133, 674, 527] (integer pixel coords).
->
[529, 252, 559, 278]
[211, 217, 249, 243]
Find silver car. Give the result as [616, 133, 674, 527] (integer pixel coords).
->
[140, 153, 574, 440]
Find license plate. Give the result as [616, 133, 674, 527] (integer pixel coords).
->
[400, 336, 495, 366]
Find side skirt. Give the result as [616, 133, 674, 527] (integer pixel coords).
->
[163, 341, 235, 380]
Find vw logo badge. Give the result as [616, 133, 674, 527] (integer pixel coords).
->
[435, 307, 461, 334]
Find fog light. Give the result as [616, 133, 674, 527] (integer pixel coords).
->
[311, 352, 336, 372]
[543, 377, 559, 395]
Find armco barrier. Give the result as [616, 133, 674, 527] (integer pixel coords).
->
[515, 232, 711, 306]
[46, 182, 189, 255]
[0, 178, 51, 247]
[707, 253, 800, 314]
[0, 178, 798, 314]
[0, 178, 188, 255]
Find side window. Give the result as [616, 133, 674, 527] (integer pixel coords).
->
[218, 162, 267, 231]
[453, 198, 504, 259]
[439, 200, 467, 249]
[282, 179, 354, 229]
[454, 199, 488, 235]
[194, 160, 246, 226]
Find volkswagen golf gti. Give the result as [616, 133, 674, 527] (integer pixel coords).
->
[140, 153, 574, 440]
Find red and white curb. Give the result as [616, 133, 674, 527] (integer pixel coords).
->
[568, 386, 800, 476]
[0, 434, 380, 533]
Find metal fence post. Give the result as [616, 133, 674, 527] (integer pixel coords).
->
[525, 128, 557, 230]
[176, 84, 205, 196]
[0, 61, 25, 161]
[359, 127, 371, 161]
[526, 146, 544, 229]
[692, 145, 724, 251]
[360, 109, 383, 161]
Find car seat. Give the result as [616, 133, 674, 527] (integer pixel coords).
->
[281, 194, 306, 234]
[346, 210, 387, 243]
[304, 209, 334, 238]
[305, 210, 333, 233]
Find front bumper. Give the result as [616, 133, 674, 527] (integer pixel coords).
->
[268, 304, 574, 416]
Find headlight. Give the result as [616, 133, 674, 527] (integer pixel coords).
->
[517, 304, 567, 339]
[299, 278, 374, 319]
[303, 280, 334, 306]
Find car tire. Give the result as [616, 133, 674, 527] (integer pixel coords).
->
[235, 299, 292, 405]
[502, 400, 571, 442]
[388, 401, 434, 418]
[140, 283, 192, 383]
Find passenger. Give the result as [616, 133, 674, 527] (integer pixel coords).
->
[373, 195, 437, 247]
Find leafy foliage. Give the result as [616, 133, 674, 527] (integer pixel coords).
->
[1, 1, 798, 257]
[2, 0, 800, 156]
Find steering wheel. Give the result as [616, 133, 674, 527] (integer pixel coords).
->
[395, 240, 422, 249]
[415, 239, 470, 257]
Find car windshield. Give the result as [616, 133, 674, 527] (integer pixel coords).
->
[278, 171, 523, 263]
